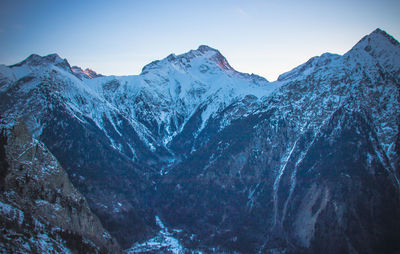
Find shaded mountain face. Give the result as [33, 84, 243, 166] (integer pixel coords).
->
[0, 28, 400, 253]
[0, 120, 120, 253]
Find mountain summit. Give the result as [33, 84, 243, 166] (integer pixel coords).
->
[11, 53, 72, 72]
[141, 44, 237, 76]
[360, 28, 400, 48]
[346, 28, 400, 74]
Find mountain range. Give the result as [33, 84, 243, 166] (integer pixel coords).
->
[0, 28, 399, 253]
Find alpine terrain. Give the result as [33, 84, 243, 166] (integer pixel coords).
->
[0, 28, 399, 253]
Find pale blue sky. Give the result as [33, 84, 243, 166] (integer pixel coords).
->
[0, 0, 399, 81]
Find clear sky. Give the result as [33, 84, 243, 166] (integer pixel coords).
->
[0, 0, 399, 81]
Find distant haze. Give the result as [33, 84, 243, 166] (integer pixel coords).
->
[0, 0, 399, 81]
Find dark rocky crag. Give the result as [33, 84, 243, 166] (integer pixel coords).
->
[0, 120, 120, 253]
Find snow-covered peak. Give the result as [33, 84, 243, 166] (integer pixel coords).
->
[197, 45, 218, 53]
[80, 45, 277, 149]
[71, 66, 103, 80]
[141, 45, 234, 75]
[345, 28, 400, 73]
[278, 28, 400, 82]
[350, 28, 399, 52]
[11, 53, 72, 73]
[188, 45, 234, 71]
[13, 53, 65, 66]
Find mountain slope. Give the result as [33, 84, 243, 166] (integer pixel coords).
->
[0, 120, 120, 253]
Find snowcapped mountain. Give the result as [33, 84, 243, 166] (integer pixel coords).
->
[153, 29, 400, 253]
[275, 28, 400, 175]
[83, 45, 280, 149]
[0, 44, 284, 249]
[0, 28, 399, 253]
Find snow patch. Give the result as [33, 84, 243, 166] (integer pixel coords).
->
[126, 216, 184, 254]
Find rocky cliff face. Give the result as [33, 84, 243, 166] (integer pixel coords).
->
[0, 120, 120, 253]
[0, 28, 399, 253]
